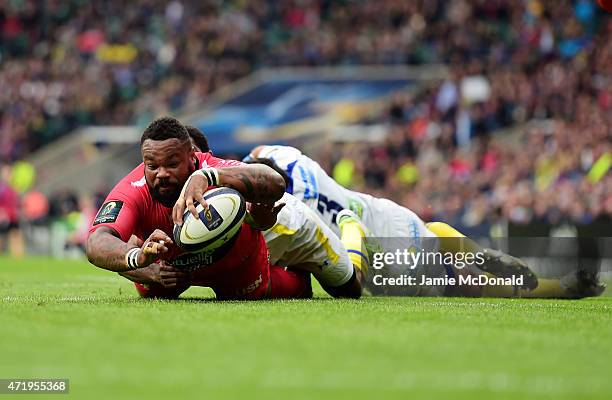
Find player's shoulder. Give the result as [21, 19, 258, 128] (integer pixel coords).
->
[198, 152, 244, 168]
[108, 162, 150, 202]
[259, 145, 302, 162]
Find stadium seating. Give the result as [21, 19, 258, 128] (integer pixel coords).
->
[0, 0, 609, 235]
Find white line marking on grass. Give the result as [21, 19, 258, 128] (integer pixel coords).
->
[2, 296, 99, 302]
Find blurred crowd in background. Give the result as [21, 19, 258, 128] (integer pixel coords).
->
[0, 0, 610, 254]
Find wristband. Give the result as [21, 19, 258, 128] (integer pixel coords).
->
[200, 167, 219, 186]
[125, 247, 141, 269]
[180, 167, 220, 200]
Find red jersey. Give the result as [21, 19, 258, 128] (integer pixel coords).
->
[88, 152, 271, 300]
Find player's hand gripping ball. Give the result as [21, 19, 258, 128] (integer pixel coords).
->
[173, 187, 246, 253]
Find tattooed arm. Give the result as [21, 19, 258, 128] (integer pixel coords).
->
[218, 164, 285, 203]
[86, 227, 173, 272]
[173, 164, 286, 225]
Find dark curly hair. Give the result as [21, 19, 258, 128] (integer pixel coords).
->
[185, 125, 210, 153]
[140, 116, 190, 145]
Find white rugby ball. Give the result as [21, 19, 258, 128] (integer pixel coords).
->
[174, 187, 246, 253]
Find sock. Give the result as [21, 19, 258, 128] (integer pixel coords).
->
[340, 220, 369, 274]
[427, 222, 568, 298]
[426, 222, 482, 253]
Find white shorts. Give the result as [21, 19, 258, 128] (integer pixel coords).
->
[359, 197, 446, 296]
[263, 193, 354, 288]
[362, 196, 435, 239]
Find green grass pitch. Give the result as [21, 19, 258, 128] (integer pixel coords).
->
[1, 256, 611, 400]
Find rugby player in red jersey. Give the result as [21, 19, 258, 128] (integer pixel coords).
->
[86, 116, 311, 300]
[185, 125, 363, 299]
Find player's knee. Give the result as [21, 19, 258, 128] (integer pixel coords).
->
[323, 269, 362, 299]
[323, 283, 361, 299]
[343, 281, 362, 299]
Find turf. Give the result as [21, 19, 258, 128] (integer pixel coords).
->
[0, 256, 611, 400]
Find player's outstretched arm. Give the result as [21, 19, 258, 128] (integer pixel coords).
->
[173, 164, 286, 225]
[119, 261, 189, 289]
[86, 228, 173, 272]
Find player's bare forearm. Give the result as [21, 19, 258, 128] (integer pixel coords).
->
[87, 228, 172, 272]
[86, 227, 134, 272]
[219, 164, 285, 203]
